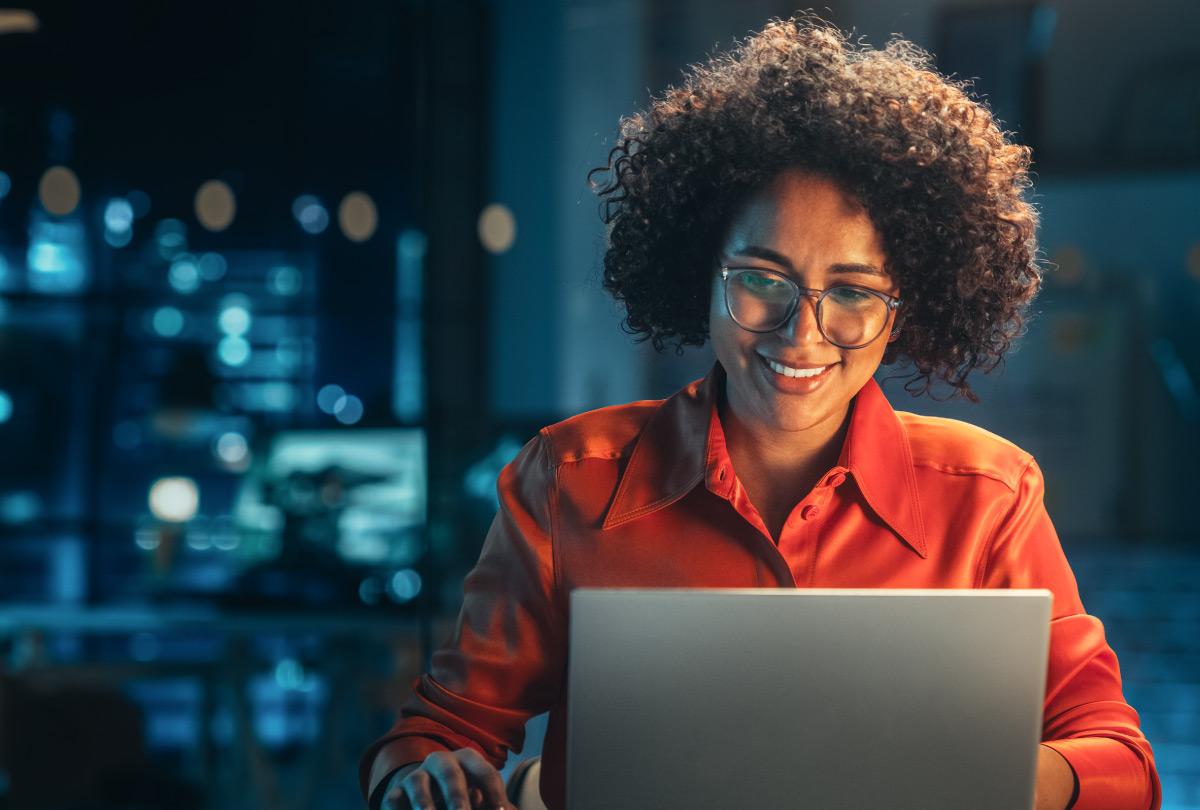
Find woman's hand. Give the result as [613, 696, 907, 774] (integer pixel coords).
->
[1034, 744, 1078, 810]
[382, 749, 514, 810]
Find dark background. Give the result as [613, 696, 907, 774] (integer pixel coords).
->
[0, 1, 1196, 808]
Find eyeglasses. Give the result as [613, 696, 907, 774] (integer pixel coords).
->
[721, 267, 901, 349]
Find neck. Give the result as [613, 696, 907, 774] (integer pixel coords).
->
[718, 396, 853, 539]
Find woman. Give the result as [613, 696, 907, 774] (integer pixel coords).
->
[362, 18, 1159, 810]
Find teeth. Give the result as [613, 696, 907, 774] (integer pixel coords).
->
[768, 360, 827, 378]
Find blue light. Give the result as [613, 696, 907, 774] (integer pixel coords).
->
[291, 194, 317, 219]
[260, 382, 296, 410]
[218, 304, 251, 336]
[0, 171, 10, 200]
[389, 568, 422, 602]
[0, 390, 12, 424]
[268, 265, 302, 296]
[198, 252, 227, 281]
[168, 259, 200, 293]
[292, 194, 329, 234]
[156, 219, 187, 261]
[214, 431, 249, 464]
[104, 197, 134, 233]
[0, 491, 41, 524]
[27, 214, 88, 293]
[333, 394, 364, 425]
[218, 335, 251, 367]
[152, 306, 185, 337]
[30, 241, 72, 272]
[104, 228, 133, 248]
[317, 384, 345, 414]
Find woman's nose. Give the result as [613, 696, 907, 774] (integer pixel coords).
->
[780, 294, 824, 344]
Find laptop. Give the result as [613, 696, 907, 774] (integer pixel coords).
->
[566, 588, 1051, 810]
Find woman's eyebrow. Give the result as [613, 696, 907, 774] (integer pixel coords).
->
[727, 247, 888, 278]
[828, 262, 888, 277]
[726, 245, 794, 268]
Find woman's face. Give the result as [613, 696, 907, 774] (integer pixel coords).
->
[708, 169, 897, 445]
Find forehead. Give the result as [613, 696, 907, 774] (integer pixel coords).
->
[720, 170, 887, 268]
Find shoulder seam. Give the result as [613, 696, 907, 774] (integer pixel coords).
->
[910, 458, 1030, 492]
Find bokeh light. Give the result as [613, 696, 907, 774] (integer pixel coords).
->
[0, 389, 12, 424]
[317, 384, 345, 414]
[268, 265, 302, 296]
[260, 382, 295, 410]
[218, 335, 251, 367]
[389, 568, 422, 602]
[156, 219, 188, 261]
[292, 194, 329, 234]
[213, 431, 249, 465]
[218, 295, 252, 336]
[0, 171, 11, 201]
[0, 10, 39, 35]
[477, 203, 516, 254]
[38, 166, 81, 216]
[0, 491, 41, 524]
[104, 197, 134, 233]
[151, 306, 185, 337]
[195, 179, 236, 232]
[333, 394, 364, 425]
[168, 258, 201, 293]
[104, 228, 133, 248]
[198, 252, 227, 282]
[148, 477, 200, 523]
[338, 191, 377, 242]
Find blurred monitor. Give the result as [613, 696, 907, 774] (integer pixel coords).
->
[234, 428, 426, 569]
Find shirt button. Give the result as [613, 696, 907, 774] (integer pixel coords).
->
[801, 505, 821, 520]
[828, 473, 846, 488]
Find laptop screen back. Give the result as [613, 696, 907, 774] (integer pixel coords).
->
[566, 588, 1051, 810]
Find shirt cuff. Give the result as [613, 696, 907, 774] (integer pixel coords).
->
[1042, 738, 1158, 810]
[366, 737, 451, 810]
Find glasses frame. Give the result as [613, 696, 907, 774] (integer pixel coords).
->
[721, 266, 902, 350]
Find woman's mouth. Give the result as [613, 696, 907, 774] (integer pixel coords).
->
[767, 359, 829, 378]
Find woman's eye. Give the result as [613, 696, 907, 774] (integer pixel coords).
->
[739, 273, 787, 296]
[827, 287, 874, 307]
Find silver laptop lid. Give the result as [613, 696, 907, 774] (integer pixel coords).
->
[567, 588, 1051, 810]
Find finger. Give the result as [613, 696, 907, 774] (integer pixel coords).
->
[399, 769, 437, 810]
[382, 769, 416, 810]
[456, 749, 512, 810]
[426, 751, 473, 810]
[382, 784, 408, 810]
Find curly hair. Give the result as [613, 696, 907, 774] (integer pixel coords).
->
[591, 16, 1041, 400]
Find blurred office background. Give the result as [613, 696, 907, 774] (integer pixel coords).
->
[0, 0, 1195, 808]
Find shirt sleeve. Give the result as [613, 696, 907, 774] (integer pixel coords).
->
[358, 435, 568, 808]
[980, 458, 1161, 810]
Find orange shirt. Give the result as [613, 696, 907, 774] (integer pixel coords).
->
[361, 366, 1160, 810]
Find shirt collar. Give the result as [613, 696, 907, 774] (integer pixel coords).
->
[601, 364, 927, 558]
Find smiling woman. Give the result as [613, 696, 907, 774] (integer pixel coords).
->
[708, 170, 899, 536]
[362, 16, 1160, 810]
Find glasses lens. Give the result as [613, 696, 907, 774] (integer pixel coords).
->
[819, 287, 890, 348]
[726, 269, 795, 331]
